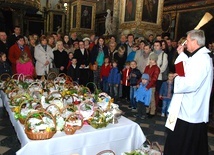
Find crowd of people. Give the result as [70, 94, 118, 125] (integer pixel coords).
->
[0, 25, 213, 154]
[0, 26, 181, 117]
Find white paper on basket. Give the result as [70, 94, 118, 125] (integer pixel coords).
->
[66, 120, 82, 126]
[28, 118, 42, 125]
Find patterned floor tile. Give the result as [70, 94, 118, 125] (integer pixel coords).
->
[0, 135, 7, 141]
[154, 131, 165, 136]
[0, 146, 10, 154]
[140, 123, 149, 128]
[208, 132, 214, 137]
[155, 120, 165, 125]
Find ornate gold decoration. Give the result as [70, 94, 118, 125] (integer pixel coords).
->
[164, 1, 214, 12]
[117, 0, 163, 38]
[47, 10, 65, 34]
[70, 0, 96, 36]
[0, 0, 40, 10]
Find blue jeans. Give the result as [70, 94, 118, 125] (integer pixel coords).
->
[130, 86, 137, 108]
[109, 84, 119, 100]
[102, 76, 109, 93]
[162, 98, 171, 114]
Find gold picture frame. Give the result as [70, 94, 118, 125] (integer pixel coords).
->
[142, 0, 160, 24]
[47, 10, 65, 33]
[71, 1, 96, 31]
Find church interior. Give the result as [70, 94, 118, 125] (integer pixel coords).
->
[0, 0, 214, 154]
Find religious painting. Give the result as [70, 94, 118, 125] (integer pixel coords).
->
[47, 11, 65, 33]
[142, 0, 159, 23]
[53, 14, 62, 32]
[72, 5, 77, 28]
[124, 0, 136, 22]
[80, 5, 93, 29]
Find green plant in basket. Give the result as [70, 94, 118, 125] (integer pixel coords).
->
[19, 81, 30, 90]
[88, 109, 109, 129]
[14, 113, 27, 120]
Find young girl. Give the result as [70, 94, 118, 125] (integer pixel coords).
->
[67, 52, 74, 70]
[108, 60, 121, 102]
[100, 57, 111, 93]
[16, 52, 34, 77]
[0, 52, 12, 77]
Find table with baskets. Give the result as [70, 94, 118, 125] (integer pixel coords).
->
[0, 74, 146, 155]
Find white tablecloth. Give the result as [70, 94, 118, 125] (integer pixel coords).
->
[1, 91, 146, 155]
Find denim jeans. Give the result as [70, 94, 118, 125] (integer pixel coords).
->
[109, 84, 119, 101]
[162, 98, 171, 114]
[102, 76, 109, 93]
[130, 86, 137, 108]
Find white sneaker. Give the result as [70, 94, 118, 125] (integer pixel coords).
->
[161, 113, 165, 117]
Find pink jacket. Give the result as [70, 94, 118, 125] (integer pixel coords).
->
[16, 61, 34, 76]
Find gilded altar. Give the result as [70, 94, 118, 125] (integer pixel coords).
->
[113, 0, 164, 38]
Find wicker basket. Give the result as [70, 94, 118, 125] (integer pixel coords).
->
[24, 111, 56, 140]
[64, 113, 83, 131]
[17, 101, 35, 124]
[88, 109, 108, 129]
[47, 72, 58, 80]
[64, 125, 76, 135]
[96, 150, 115, 155]
[27, 82, 43, 93]
[0, 73, 11, 81]
[45, 104, 62, 116]
[25, 129, 56, 140]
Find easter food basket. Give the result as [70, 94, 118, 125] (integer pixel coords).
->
[24, 111, 56, 140]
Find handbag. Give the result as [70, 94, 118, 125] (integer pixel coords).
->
[160, 52, 168, 81]
[49, 63, 59, 75]
[89, 62, 98, 71]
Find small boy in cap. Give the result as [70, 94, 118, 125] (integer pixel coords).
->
[134, 73, 152, 119]
[143, 53, 160, 118]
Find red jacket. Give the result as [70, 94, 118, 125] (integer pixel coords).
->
[144, 64, 160, 89]
[121, 68, 131, 86]
[100, 63, 111, 79]
[8, 43, 32, 74]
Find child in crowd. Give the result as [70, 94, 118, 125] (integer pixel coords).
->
[100, 57, 111, 93]
[159, 72, 174, 117]
[0, 52, 12, 77]
[126, 43, 138, 62]
[144, 53, 160, 117]
[16, 52, 34, 77]
[121, 61, 131, 101]
[67, 57, 80, 83]
[134, 73, 152, 119]
[67, 52, 74, 70]
[108, 60, 121, 102]
[128, 60, 142, 110]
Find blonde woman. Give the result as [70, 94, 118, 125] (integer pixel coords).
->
[53, 41, 69, 74]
